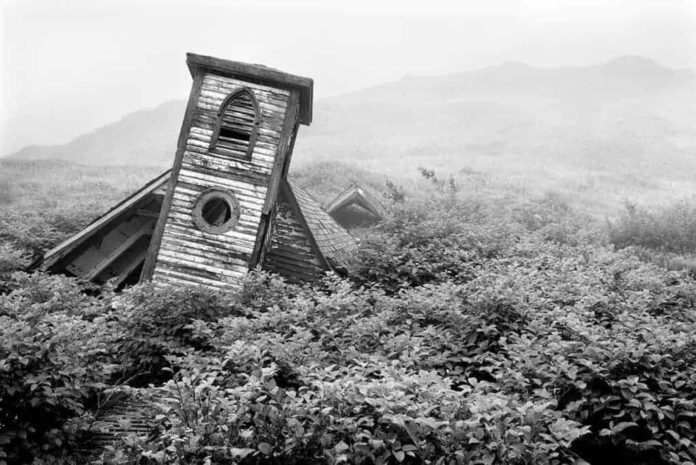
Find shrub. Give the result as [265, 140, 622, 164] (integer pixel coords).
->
[0, 317, 88, 464]
[0, 243, 30, 279]
[0, 273, 112, 464]
[609, 200, 696, 254]
[112, 284, 237, 387]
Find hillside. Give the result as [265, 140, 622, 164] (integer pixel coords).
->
[7, 100, 186, 167]
[6, 56, 696, 212]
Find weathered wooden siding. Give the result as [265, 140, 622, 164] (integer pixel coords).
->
[65, 215, 155, 281]
[151, 73, 293, 290]
[262, 196, 326, 283]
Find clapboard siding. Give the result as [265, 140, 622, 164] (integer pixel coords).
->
[151, 71, 291, 290]
[64, 215, 156, 281]
[262, 198, 325, 283]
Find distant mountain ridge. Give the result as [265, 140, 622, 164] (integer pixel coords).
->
[7, 100, 187, 166]
[6, 56, 696, 176]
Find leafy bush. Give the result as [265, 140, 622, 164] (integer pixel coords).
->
[0, 243, 30, 278]
[112, 284, 237, 387]
[0, 274, 113, 464]
[609, 200, 696, 254]
[349, 186, 514, 293]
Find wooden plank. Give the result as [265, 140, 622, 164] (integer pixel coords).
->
[181, 150, 273, 175]
[155, 260, 241, 284]
[165, 209, 258, 236]
[158, 248, 250, 274]
[160, 236, 251, 261]
[263, 94, 295, 216]
[185, 138, 278, 162]
[281, 118, 300, 180]
[189, 119, 279, 154]
[85, 222, 153, 281]
[163, 226, 256, 252]
[153, 268, 239, 290]
[198, 72, 293, 97]
[156, 253, 246, 279]
[163, 224, 256, 254]
[198, 88, 285, 108]
[40, 171, 170, 270]
[153, 266, 231, 286]
[174, 181, 266, 208]
[167, 208, 259, 236]
[191, 111, 283, 138]
[179, 161, 270, 187]
[172, 194, 262, 219]
[113, 248, 148, 288]
[157, 248, 249, 274]
[177, 169, 268, 198]
[199, 77, 291, 100]
[198, 94, 286, 117]
[199, 89, 290, 109]
[165, 213, 258, 244]
[249, 92, 297, 269]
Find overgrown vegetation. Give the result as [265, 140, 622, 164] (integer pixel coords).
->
[1, 162, 696, 464]
[0, 160, 161, 257]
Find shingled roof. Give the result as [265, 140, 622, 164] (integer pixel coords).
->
[286, 179, 359, 269]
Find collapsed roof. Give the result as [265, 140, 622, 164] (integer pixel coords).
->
[31, 171, 358, 288]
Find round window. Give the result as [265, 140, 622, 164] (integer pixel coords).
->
[192, 188, 240, 234]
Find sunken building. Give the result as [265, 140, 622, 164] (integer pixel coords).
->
[32, 54, 358, 289]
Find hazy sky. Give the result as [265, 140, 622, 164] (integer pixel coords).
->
[1, 0, 695, 155]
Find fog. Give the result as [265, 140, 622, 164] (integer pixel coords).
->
[1, 0, 695, 155]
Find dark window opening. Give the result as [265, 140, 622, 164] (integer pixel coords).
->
[192, 188, 240, 234]
[219, 127, 251, 143]
[211, 88, 260, 159]
[332, 204, 381, 229]
[201, 197, 231, 227]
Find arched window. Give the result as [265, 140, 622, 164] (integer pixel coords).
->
[210, 88, 260, 159]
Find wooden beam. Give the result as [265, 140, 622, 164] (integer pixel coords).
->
[113, 248, 148, 288]
[280, 117, 300, 181]
[85, 222, 153, 281]
[263, 91, 299, 217]
[249, 91, 299, 269]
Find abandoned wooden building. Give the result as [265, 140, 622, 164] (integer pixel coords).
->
[325, 183, 386, 229]
[31, 54, 358, 289]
